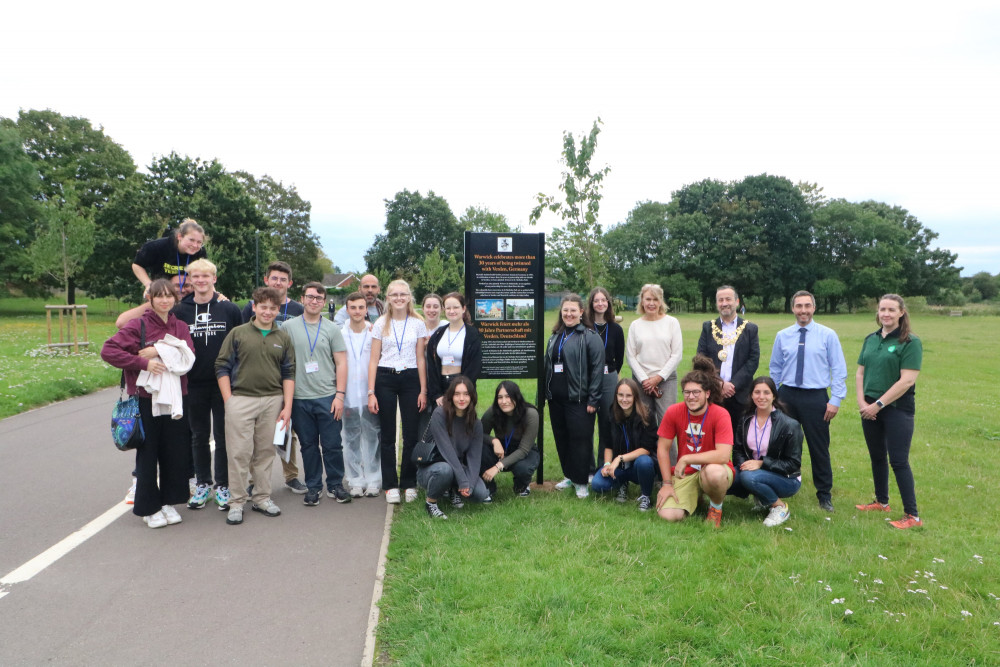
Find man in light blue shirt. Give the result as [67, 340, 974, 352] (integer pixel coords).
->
[769, 290, 847, 512]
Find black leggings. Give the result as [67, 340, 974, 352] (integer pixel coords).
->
[374, 367, 421, 490]
[861, 402, 918, 516]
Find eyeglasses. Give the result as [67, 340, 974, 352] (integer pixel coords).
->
[303, 295, 325, 302]
[682, 390, 704, 397]
[387, 292, 409, 299]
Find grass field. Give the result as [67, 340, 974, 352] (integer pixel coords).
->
[377, 309, 1000, 665]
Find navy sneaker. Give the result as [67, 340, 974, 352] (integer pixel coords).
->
[303, 490, 321, 506]
[328, 485, 352, 504]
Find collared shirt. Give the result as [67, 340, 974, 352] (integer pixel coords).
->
[769, 320, 847, 406]
[719, 319, 736, 382]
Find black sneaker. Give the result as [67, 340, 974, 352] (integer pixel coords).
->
[819, 499, 835, 513]
[329, 485, 352, 503]
[285, 478, 308, 494]
[425, 501, 448, 520]
[303, 490, 321, 506]
[515, 485, 531, 497]
[450, 493, 465, 509]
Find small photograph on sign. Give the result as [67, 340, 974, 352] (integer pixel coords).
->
[475, 299, 505, 321]
[505, 299, 535, 321]
[497, 237, 513, 253]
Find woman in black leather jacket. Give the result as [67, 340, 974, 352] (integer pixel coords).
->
[729, 376, 803, 527]
[544, 294, 605, 498]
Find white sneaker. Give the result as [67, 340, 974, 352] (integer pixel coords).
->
[161, 505, 183, 525]
[574, 483, 589, 499]
[386, 488, 401, 504]
[554, 478, 572, 490]
[125, 477, 137, 504]
[144, 511, 167, 528]
[364, 486, 380, 498]
[405, 488, 418, 503]
[350, 486, 364, 498]
[763, 503, 791, 527]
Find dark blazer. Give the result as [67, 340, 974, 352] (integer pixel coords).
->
[696, 317, 760, 405]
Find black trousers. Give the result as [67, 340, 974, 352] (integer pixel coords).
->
[549, 399, 595, 485]
[779, 386, 832, 502]
[374, 367, 421, 490]
[862, 401, 918, 516]
[188, 383, 228, 487]
[134, 396, 192, 517]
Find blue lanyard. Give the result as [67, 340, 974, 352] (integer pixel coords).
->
[302, 316, 321, 359]
[686, 409, 708, 452]
[752, 414, 768, 459]
[619, 424, 632, 453]
[503, 427, 515, 454]
[593, 323, 609, 348]
[176, 251, 191, 291]
[557, 331, 575, 362]
[392, 317, 408, 355]
[347, 327, 368, 366]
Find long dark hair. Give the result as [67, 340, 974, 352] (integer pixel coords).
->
[491, 380, 534, 435]
[742, 376, 788, 416]
[586, 287, 616, 325]
[443, 375, 478, 436]
[877, 293, 913, 342]
[680, 355, 724, 405]
[612, 377, 649, 426]
[551, 294, 591, 334]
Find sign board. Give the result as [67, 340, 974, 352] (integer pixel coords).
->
[463, 232, 545, 380]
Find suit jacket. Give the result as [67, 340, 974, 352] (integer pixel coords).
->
[696, 317, 760, 405]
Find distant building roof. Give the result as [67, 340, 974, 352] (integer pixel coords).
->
[324, 272, 357, 289]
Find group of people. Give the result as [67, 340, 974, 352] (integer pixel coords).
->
[101, 220, 923, 531]
[542, 283, 923, 530]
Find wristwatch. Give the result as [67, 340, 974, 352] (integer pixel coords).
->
[875, 399, 885, 408]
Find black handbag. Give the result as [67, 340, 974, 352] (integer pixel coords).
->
[111, 320, 146, 451]
[411, 420, 441, 467]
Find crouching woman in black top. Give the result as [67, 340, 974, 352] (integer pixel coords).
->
[590, 378, 659, 511]
[728, 376, 803, 527]
[479, 381, 540, 497]
[418, 376, 489, 519]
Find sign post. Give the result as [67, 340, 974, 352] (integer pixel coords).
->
[464, 232, 546, 483]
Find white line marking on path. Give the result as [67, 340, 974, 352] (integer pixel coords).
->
[0, 502, 130, 594]
[362, 500, 394, 667]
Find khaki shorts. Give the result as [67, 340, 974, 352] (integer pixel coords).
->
[659, 466, 734, 515]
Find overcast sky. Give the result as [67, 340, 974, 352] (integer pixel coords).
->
[3, 1, 997, 276]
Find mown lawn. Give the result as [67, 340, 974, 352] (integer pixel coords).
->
[377, 309, 999, 665]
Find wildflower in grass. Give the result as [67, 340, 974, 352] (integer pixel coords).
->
[831, 598, 845, 604]
[967, 485, 974, 489]
[785, 527, 793, 531]
[878, 554, 888, 560]
[844, 609, 853, 616]
[874, 578, 883, 584]
[961, 610, 972, 618]
[940, 586, 948, 590]
[932, 558, 945, 563]
[824, 585, 832, 592]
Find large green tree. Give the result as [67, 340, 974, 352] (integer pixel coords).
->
[602, 201, 669, 297]
[460, 205, 518, 233]
[1, 109, 135, 301]
[0, 126, 44, 293]
[364, 189, 463, 280]
[234, 171, 322, 285]
[530, 118, 611, 293]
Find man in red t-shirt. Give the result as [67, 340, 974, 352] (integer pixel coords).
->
[656, 358, 734, 527]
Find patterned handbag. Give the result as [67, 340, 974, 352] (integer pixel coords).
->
[111, 319, 145, 451]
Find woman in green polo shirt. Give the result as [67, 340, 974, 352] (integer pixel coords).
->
[854, 294, 923, 530]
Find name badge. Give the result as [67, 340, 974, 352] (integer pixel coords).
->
[554, 363, 564, 373]
[604, 365, 609, 374]
[305, 361, 319, 374]
[442, 355, 456, 366]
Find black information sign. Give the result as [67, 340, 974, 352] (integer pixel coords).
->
[464, 232, 545, 380]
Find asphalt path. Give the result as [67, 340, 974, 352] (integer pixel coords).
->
[0, 387, 390, 665]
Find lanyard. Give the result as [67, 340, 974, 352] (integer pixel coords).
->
[503, 427, 515, 454]
[347, 327, 368, 366]
[446, 325, 463, 352]
[557, 331, 575, 362]
[619, 424, 632, 453]
[281, 300, 290, 322]
[594, 322, 609, 348]
[302, 316, 322, 359]
[392, 317, 408, 355]
[176, 251, 191, 291]
[752, 413, 768, 460]
[686, 409, 708, 452]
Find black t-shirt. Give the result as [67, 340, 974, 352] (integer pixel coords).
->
[172, 294, 245, 385]
[133, 236, 207, 280]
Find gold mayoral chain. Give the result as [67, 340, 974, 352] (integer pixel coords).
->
[711, 320, 748, 361]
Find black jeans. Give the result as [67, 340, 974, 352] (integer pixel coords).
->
[861, 401, 918, 516]
[779, 386, 832, 502]
[188, 383, 228, 487]
[481, 444, 540, 492]
[549, 399, 595, 485]
[134, 396, 192, 517]
[374, 367, 421, 490]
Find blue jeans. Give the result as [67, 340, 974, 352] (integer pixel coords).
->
[729, 468, 801, 506]
[291, 396, 345, 493]
[591, 454, 656, 497]
[417, 462, 490, 503]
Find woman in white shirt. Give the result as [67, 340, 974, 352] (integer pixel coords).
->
[367, 279, 428, 504]
[626, 283, 683, 428]
[426, 292, 482, 408]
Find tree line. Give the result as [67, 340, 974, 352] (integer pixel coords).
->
[0, 109, 331, 303]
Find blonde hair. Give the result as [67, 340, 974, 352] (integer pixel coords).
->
[636, 283, 668, 315]
[177, 218, 205, 237]
[186, 258, 217, 276]
[379, 279, 423, 336]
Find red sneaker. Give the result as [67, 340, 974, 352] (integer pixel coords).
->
[856, 501, 891, 512]
[705, 506, 723, 528]
[889, 514, 923, 530]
